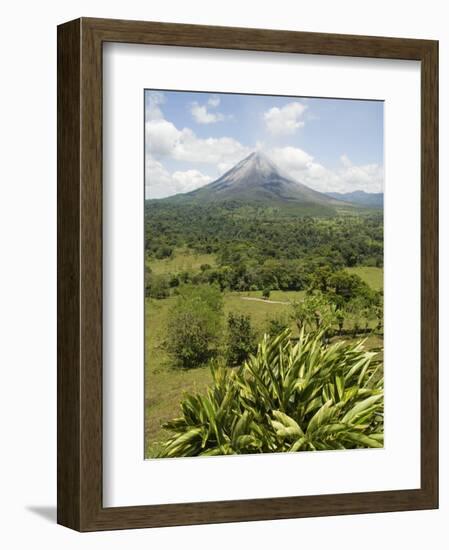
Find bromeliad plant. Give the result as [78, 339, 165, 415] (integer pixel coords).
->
[157, 329, 383, 457]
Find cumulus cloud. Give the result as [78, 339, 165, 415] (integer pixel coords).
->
[268, 146, 383, 193]
[145, 91, 165, 121]
[145, 156, 212, 199]
[264, 102, 307, 135]
[146, 119, 249, 165]
[208, 96, 220, 108]
[334, 155, 383, 192]
[172, 170, 212, 191]
[190, 95, 226, 124]
[269, 146, 314, 172]
[191, 103, 225, 124]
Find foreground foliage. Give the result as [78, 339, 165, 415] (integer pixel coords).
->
[157, 329, 383, 457]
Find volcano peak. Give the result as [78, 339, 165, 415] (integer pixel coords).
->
[167, 150, 348, 210]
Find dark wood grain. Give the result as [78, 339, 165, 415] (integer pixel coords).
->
[420, 40, 439, 504]
[57, 17, 439, 532]
[57, 18, 81, 531]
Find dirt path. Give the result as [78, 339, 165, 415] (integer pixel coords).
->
[240, 296, 290, 305]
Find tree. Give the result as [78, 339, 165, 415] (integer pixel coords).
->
[290, 292, 339, 342]
[346, 297, 365, 337]
[319, 301, 338, 341]
[290, 298, 314, 333]
[145, 272, 169, 299]
[335, 308, 345, 335]
[308, 265, 334, 293]
[362, 303, 376, 333]
[262, 287, 271, 300]
[166, 285, 223, 368]
[290, 292, 326, 332]
[225, 313, 257, 367]
[154, 245, 173, 259]
[374, 292, 384, 333]
[327, 270, 371, 304]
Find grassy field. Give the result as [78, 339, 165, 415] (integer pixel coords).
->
[148, 248, 216, 275]
[145, 268, 383, 457]
[145, 296, 213, 457]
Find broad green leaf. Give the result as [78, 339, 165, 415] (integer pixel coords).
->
[342, 394, 383, 424]
[272, 411, 304, 436]
[289, 437, 306, 452]
[307, 400, 334, 433]
[345, 431, 384, 448]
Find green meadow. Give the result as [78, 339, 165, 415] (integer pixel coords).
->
[145, 261, 383, 457]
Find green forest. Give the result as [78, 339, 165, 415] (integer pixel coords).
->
[144, 201, 384, 458]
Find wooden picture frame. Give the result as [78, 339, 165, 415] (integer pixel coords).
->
[57, 17, 438, 531]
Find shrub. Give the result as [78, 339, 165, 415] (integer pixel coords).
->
[157, 329, 384, 457]
[266, 313, 289, 336]
[155, 245, 173, 259]
[168, 274, 180, 288]
[225, 313, 257, 367]
[145, 272, 169, 299]
[166, 285, 223, 369]
[262, 287, 271, 299]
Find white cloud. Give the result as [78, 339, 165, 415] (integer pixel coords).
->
[146, 94, 248, 166]
[145, 91, 165, 121]
[145, 156, 212, 199]
[190, 95, 227, 124]
[172, 170, 212, 192]
[208, 96, 220, 107]
[191, 102, 225, 124]
[264, 102, 307, 135]
[268, 146, 383, 193]
[145, 156, 171, 196]
[146, 119, 249, 166]
[340, 154, 352, 168]
[335, 155, 383, 192]
[269, 146, 314, 172]
[146, 119, 181, 156]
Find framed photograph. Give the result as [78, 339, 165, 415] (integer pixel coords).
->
[57, 17, 438, 531]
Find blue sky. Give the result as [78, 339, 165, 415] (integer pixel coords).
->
[145, 89, 384, 199]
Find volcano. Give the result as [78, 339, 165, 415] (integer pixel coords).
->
[154, 151, 352, 213]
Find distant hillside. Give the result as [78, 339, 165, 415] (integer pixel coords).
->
[325, 190, 383, 208]
[153, 152, 352, 214]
